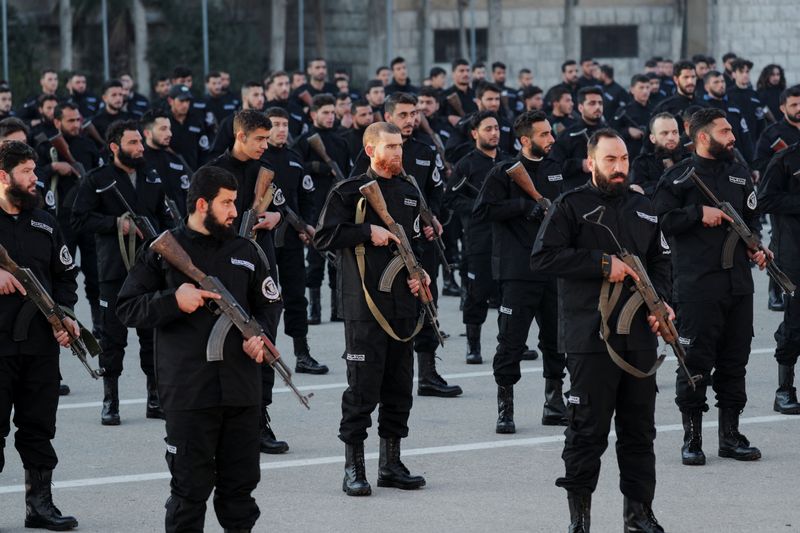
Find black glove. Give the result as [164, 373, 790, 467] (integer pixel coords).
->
[525, 201, 546, 222]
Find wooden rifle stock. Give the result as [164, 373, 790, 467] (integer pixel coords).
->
[307, 133, 346, 181]
[771, 137, 789, 153]
[446, 92, 465, 117]
[505, 161, 550, 208]
[253, 167, 275, 213]
[297, 90, 313, 107]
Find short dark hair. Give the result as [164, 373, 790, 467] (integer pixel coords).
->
[644, 59, 658, 69]
[418, 86, 439, 99]
[518, 68, 532, 77]
[472, 62, 485, 71]
[681, 104, 704, 124]
[550, 86, 572, 104]
[310, 93, 335, 112]
[375, 66, 389, 75]
[350, 98, 371, 113]
[577, 86, 602, 104]
[390, 56, 405, 68]
[673, 60, 695, 78]
[384, 92, 417, 115]
[365, 79, 384, 92]
[37, 94, 58, 107]
[587, 128, 623, 157]
[722, 52, 738, 63]
[233, 109, 272, 136]
[521, 85, 543, 99]
[600, 65, 614, 79]
[171, 65, 192, 79]
[476, 82, 501, 99]
[0, 117, 28, 139]
[106, 119, 141, 146]
[264, 70, 289, 88]
[491, 61, 506, 71]
[452, 58, 470, 71]
[264, 106, 289, 121]
[513, 110, 548, 139]
[561, 60, 577, 72]
[691, 54, 709, 65]
[429, 66, 446, 78]
[630, 74, 649, 86]
[306, 57, 325, 69]
[186, 166, 238, 214]
[780, 85, 800, 106]
[469, 110, 497, 131]
[140, 108, 170, 130]
[703, 70, 724, 85]
[40, 68, 57, 78]
[731, 58, 754, 72]
[0, 83, 10, 94]
[54, 102, 79, 120]
[154, 75, 169, 86]
[205, 71, 221, 82]
[101, 79, 123, 94]
[0, 140, 36, 174]
[335, 92, 351, 103]
[648, 111, 678, 132]
[689, 107, 726, 142]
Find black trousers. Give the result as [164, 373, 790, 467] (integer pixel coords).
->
[774, 289, 800, 366]
[305, 246, 336, 290]
[441, 210, 462, 268]
[492, 279, 565, 386]
[339, 319, 415, 444]
[414, 242, 441, 355]
[556, 350, 657, 502]
[462, 252, 495, 325]
[164, 405, 261, 533]
[60, 211, 99, 307]
[275, 244, 308, 339]
[674, 294, 753, 413]
[102, 279, 154, 378]
[0, 353, 60, 472]
[259, 364, 275, 427]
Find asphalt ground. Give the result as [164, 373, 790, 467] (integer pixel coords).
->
[1, 264, 799, 532]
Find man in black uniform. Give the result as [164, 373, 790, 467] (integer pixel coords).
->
[141, 109, 191, 217]
[417, 87, 453, 146]
[0, 141, 80, 531]
[652, 61, 706, 135]
[546, 86, 606, 190]
[265, 71, 309, 141]
[119, 73, 150, 118]
[445, 111, 506, 364]
[546, 86, 576, 138]
[351, 92, 461, 397]
[598, 65, 628, 124]
[727, 59, 766, 147]
[343, 99, 374, 162]
[702, 71, 755, 163]
[0, 83, 14, 120]
[754, 85, 800, 173]
[167, 84, 213, 171]
[364, 80, 386, 121]
[441, 59, 478, 127]
[65, 72, 99, 120]
[630, 112, 681, 197]
[532, 129, 670, 533]
[291, 58, 338, 108]
[292, 94, 351, 327]
[314, 121, 428, 497]
[203, 71, 239, 126]
[385, 56, 420, 96]
[654, 107, 766, 466]
[474, 111, 567, 431]
[116, 166, 281, 533]
[71, 120, 172, 425]
[544, 60, 579, 115]
[758, 143, 800, 414]
[613, 74, 652, 158]
[211, 81, 266, 159]
[576, 58, 600, 90]
[90, 80, 133, 141]
[18, 68, 59, 126]
[445, 82, 516, 163]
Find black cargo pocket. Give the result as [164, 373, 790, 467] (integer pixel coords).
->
[564, 390, 589, 425]
[163, 438, 187, 475]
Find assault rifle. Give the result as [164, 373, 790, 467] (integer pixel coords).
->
[400, 170, 451, 275]
[0, 244, 103, 379]
[445, 92, 465, 118]
[150, 231, 312, 409]
[359, 180, 445, 346]
[307, 133, 347, 182]
[505, 161, 552, 213]
[95, 180, 158, 240]
[417, 114, 452, 174]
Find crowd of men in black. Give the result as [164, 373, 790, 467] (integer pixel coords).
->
[0, 48, 798, 532]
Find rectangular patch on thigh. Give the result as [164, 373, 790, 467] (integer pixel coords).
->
[346, 353, 366, 362]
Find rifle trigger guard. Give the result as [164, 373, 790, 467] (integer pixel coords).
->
[379, 254, 406, 293]
[206, 314, 234, 362]
[721, 228, 739, 269]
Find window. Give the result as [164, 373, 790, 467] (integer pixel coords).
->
[581, 25, 638, 58]
[434, 28, 487, 63]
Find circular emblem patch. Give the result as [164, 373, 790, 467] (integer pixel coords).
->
[45, 190, 56, 207]
[747, 191, 757, 210]
[180, 174, 190, 189]
[261, 276, 280, 301]
[302, 175, 314, 191]
[198, 135, 209, 150]
[59, 245, 73, 266]
[413, 214, 420, 234]
[273, 188, 286, 206]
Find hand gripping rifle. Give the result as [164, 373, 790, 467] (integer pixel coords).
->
[96, 180, 158, 240]
[273, 198, 337, 263]
[307, 133, 347, 182]
[359, 180, 445, 347]
[399, 170, 452, 276]
[505, 161, 552, 213]
[582, 206, 700, 390]
[150, 231, 312, 409]
[673, 166, 796, 295]
[417, 114, 452, 174]
[0, 244, 103, 379]
[47, 133, 86, 178]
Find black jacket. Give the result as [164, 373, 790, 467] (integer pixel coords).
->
[292, 126, 352, 221]
[753, 119, 800, 173]
[261, 143, 316, 250]
[531, 182, 671, 353]
[0, 206, 78, 356]
[612, 99, 652, 158]
[546, 118, 606, 190]
[444, 112, 517, 164]
[143, 145, 191, 217]
[168, 110, 213, 171]
[630, 151, 681, 198]
[652, 93, 707, 135]
[313, 171, 423, 321]
[653, 154, 758, 302]
[440, 85, 478, 119]
[115, 226, 281, 410]
[757, 143, 800, 278]
[90, 108, 133, 141]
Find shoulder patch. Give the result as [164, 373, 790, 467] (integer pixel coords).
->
[747, 191, 757, 210]
[59, 245, 73, 265]
[30, 220, 54, 234]
[432, 166, 442, 185]
[273, 187, 286, 206]
[231, 257, 255, 271]
[180, 174, 191, 189]
[660, 231, 671, 254]
[729, 176, 746, 186]
[45, 190, 56, 207]
[198, 135, 210, 150]
[413, 214, 420, 234]
[261, 276, 281, 301]
[302, 175, 315, 191]
[636, 211, 658, 223]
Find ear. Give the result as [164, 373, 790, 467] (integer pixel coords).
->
[586, 156, 596, 174]
[235, 130, 246, 143]
[0, 169, 9, 185]
[470, 129, 478, 141]
[195, 196, 208, 214]
[364, 144, 375, 158]
[649, 133, 656, 145]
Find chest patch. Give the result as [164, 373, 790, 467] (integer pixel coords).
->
[146, 170, 162, 184]
[231, 257, 255, 271]
[188, 125, 201, 133]
[678, 336, 692, 346]
[415, 158, 431, 167]
[404, 198, 418, 207]
[169, 162, 184, 171]
[262, 276, 280, 301]
[302, 175, 314, 191]
[747, 191, 757, 210]
[636, 211, 657, 223]
[499, 306, 513, 315]
[729, 176, 746, 186]
[548, 174, 563, 182]
[59, 245, 73, 266]
[30, 220, 53, 234]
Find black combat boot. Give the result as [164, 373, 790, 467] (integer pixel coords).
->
[567, 492, 591, 533]
[521, 347, 539, 360]
[465, 324, 482, 364]
[24, 469, 78, 531]
[343, 442, 371, 496]
[623, 497, 664, 533]
[101, 376, 120, 426]
[718, 408, 761, 461]
[442, 271, 461, 297]
[775, 364, 800, 414]
[416, 352, 463, 397]
[58, 383, 70, 396]
[542, 379, 568, 426]
[330, 288, 343, 322]
[145, 375, 165, 420]
[377, 437, 426, 490]
[680, 410, 705, 465]
[768, 279, 785, 311]
[496, 385, 515, 434]
[260, 409, 289, 454]
[307, 288, 321, 325]
[293, 336, 328, 374]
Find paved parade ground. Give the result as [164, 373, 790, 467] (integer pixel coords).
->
[1, 269, 799, 532]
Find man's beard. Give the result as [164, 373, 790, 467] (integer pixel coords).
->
[373, 155, 402, 176]
[787, 112, 800, 124]
[653, 144, 680, 161]
[478, 140, 498, 152]
[153, 138, 171, 150]
[7, 180, 41, 211]
[527, 139, 549, 158]
[708, 136, 735, 162]
[594, 167, 629, 196]
[116, 148, 146, 170]
[203, 207, 235, 241]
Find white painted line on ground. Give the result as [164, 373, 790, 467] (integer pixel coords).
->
[0, 413, 796, 495]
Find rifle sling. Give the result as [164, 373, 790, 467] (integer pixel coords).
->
[598, 279, 665, 380]
[355, 198, 423, 342]
[117, 212, 138, 271]
[721, 228, 739, 269]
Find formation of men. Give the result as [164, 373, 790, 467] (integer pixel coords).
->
[0, 48, 798, 532]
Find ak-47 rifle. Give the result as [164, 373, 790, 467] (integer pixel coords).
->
[582, 206, 701, 390]
[273, 198, 337, 263]
[297, 90, 313, 107]
[306, 133, 347, 182]
[417, 114, 452, 174]
[164, 197, 183, 228]
[95, 180, 158, 240]
[673, 166, 796, 295]
[359, 180, 445, 346]
[505, 161, 552, 212]
[399, 170, 452, 275]
[48, 133, 86, 178]
[239, 167, 275, 240]
[149, 231, 312, 409]
[770, 137, 789, 153]
[82, 120, 105, 147]
[445, 92, 465, 118]
[0, 244, 103, 379]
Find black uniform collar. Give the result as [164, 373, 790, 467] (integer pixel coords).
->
[365, 167, 399, 182]
[691, 152, 727, 173]
[586, 178, 631, 201]
[0, 203, 32, 221]
[221, 149, 251, 168]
